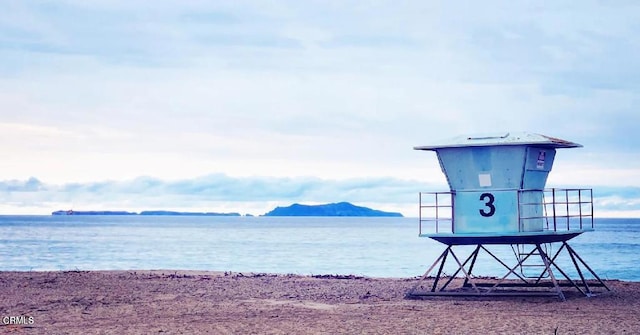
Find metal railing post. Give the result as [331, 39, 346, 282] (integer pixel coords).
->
[578, 189, 583, 230]
[435, 193, 439, 234]
[552, 189, 557, 232]
[418, 192, 422, 236]
[590, 189, 594, 229]
[565, 189, 570, 230]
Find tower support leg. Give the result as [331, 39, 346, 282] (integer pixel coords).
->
[535, 243, 566, 301]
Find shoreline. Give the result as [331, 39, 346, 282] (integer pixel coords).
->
[1, 270, 639, 334]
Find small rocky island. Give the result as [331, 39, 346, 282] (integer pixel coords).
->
[263, 202, 403, 217]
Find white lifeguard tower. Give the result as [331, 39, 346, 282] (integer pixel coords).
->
[407, 132, 609, 300]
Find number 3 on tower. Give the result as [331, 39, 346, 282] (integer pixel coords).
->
[479, 193, 496, 217]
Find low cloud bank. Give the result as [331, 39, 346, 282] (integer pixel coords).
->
[0, 175, 433, 215]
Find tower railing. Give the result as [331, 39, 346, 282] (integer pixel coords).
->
[419, 188, 593, 235]
[519, 188, 594, 232]
[418, 191, 453, 235]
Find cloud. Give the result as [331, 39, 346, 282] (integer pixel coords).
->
[0, 177, 45, 192]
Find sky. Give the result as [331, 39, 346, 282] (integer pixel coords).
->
[0, 1, 639, 216]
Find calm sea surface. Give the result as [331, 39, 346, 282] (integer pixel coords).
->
[0, 216, 638, 281]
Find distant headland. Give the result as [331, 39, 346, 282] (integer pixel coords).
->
[51, 202, 403, 217]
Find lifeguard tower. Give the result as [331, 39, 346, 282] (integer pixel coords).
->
[407, 132, 609, 300]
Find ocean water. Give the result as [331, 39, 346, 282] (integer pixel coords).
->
[0, 216, 638, 281]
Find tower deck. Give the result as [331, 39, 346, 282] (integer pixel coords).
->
[423, 230, 588, 245]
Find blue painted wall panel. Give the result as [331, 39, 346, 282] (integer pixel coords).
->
[519, 190, 545, 231]
[437, 146, 526, 191]
[522, 147, 556, 189]
[453, 190, 519, 234]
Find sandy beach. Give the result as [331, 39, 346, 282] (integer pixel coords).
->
[1, 270, 638, 334]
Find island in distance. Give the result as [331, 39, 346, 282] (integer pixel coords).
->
[263, 202, 403, 217]
[51, 210, 242, 216]
[51, 202, 403, 217]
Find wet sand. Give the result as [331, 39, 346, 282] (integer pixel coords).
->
[1, 270, 638, 334]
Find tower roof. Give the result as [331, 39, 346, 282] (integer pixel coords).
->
[413, 132, 582, 151]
